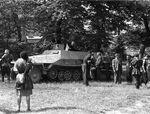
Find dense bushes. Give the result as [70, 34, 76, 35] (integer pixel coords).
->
[9, 42, 33, 60]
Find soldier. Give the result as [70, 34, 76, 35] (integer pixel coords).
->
[131, 55, 143, 89]
[90, 52, 96, 80]
[0, 49, 13, 82]
[68, 41, 78, 51]
[112, 53, 122, 84]
[126, 55, 133, 83]
[141, 55, 149, 86]
[82, 51, 93, 86]
[95, 52, 103, 68]
[95, 52, 103, 80]
[104, 53, 112, 81]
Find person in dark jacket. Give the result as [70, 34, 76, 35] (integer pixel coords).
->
[82, 51, 93, 86]
[0, 49, 13, 82]
[126, 55, 133, 83]
[131, 55, 143, 89]
[95, 52, 103, 80]
[14, 51, 33, 112]
[141, 55, 149, 86]
[90, 53, 96, 80]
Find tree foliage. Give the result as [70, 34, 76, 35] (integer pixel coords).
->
[1, 0, 150, 57]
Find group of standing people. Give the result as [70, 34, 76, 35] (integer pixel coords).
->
[0, 48, 149, 111]
[0, 49, 33, 112]
[112, 53, 149, 89]
[126, 54, 149, 89]
[82, 51, 111, 86]
[82, 51, 149, 89]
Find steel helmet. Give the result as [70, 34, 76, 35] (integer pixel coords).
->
[4, 49, 9, 54]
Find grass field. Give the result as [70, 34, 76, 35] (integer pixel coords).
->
[0, 80, 150, 114]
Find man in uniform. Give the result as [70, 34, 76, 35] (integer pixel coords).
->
[0, 49, 13, 82]
[126, 55, 133, 83]
[104, 53, 112, 81]
[131, 54, 143, 89]
[95, 52, 103, 80]
[82, 51, 93, 86]
[141, 55, 149, 86]
[90, 52, 96, 80]
[112, 53, 122, 84]
[65, 41, 78, 51]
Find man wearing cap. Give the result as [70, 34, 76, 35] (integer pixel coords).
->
[112, 53, 122, 84]
[82, 51, 93, 86]
[0, 49, 13, 82]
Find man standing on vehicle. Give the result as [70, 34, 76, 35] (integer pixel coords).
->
[112, 53, 122, 84]
[0, 49, 13, 82]
[82, 51, 93, 86]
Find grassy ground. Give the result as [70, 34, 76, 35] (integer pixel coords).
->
[0, 79, 150, 114]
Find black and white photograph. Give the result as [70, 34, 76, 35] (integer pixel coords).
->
[0, 0, 150, 114]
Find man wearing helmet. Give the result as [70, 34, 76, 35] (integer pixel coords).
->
[82, 51, 93, 86]
[0, 49, 13, 82]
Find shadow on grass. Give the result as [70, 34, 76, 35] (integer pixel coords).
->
[34, 106, 77, 112]
[0, 108, 16, 114]
[32, 106, 98, 114]
[0, 106, 99, 114]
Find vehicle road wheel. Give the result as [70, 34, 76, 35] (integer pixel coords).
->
[48, 69, 58, 80]
[29, 68, 41, 83]
[64, 70, 72, 81]
[58, 71, 64, 81]
[73, 70, 81, 81]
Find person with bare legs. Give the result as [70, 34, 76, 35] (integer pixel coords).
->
[14, 51, 33, 112]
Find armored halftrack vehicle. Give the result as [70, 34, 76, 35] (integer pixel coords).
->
[29, 44, 89, 83]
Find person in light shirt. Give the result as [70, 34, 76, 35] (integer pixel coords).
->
[141, 55, 149, 86]
[112, 53, 122, 84]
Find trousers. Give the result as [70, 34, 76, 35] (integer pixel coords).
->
[114, 70, 122, 84]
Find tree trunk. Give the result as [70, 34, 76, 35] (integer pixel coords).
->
[55, 19, 62, 44]
[16, 26, 22, 42]
[139, 44, 145, 59]
[97, 42, 101, 52]
[139, 15, 150, 59]
[142, 15, 150, 35]
[12, 13, 22, 42]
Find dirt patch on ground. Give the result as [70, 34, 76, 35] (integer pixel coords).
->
[0, 80, 150, 114]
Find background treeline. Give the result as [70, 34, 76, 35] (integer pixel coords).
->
[0, 0, 150, 59]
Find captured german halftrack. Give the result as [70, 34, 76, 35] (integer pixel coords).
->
[29, 44, 89, 83]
